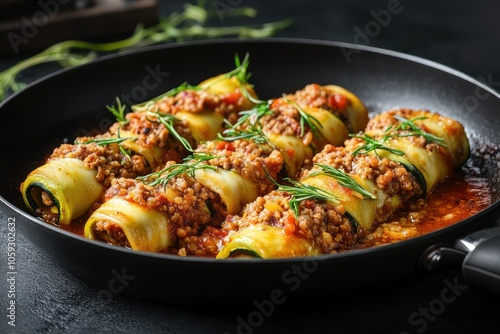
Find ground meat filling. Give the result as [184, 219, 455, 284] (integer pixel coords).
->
[90, 137, 285, 256]
[261, 98, 312, 139]
[49, 142, 150, 188]
[92, 221, 131, 248]
[309, 144, 422, 200]
[149, 89, 249, 125]
[290, 83, 353, 132]
[194, 139, 283, 195]
[219, 190, 359, 255]
[108, 111, 195, 162]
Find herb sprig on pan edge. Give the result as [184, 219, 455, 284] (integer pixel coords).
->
[0, 2, 292, 102]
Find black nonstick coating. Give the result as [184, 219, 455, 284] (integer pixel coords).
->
[1, 39, 499, 304]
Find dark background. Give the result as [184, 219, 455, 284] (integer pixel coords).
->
[1, 1, 500, 333]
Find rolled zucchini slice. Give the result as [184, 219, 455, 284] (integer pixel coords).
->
[85, 197, 173, 252]
[199, 75, 258, 110]
[267, 134, 314, 179]
[118, 129, 166, 168]
[402, 110, 470, 168]
[216, 224, 321, 259]
[194, 168, 259, 215]
[303, 106, 349, 148]
[301, 174, 401, 231]
[323, 85, 369, 133]
[175, 110, 225, 143]
[21, 158, 104, 225]
[372, 136, 453, 195]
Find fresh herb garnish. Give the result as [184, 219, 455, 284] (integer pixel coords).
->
[393, 115, 448, 147]
[218, 103, 274, 146]
[283, 96, 323, 139]
[107, 97, 129, 125]
[137, 152, 220, 187]
[277, 178, 342, 217]
[76, 98, 136, 160]
[350, 115, 447, 156]
[350, 132, 404, 157]
[265, 172, 342, 217]
[132, 82, 202, 112]
[0, 3, 292, 102]
[219, 124, 274, 147]
[307, 164, 376, 200]
[232, 103, 274, 128]
[145, 111, 193, 152]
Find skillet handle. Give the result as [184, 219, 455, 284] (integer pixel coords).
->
[462, 233, 500, 296]
[421, 227, 500, 296]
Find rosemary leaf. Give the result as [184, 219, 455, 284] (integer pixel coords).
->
[307, 164, 376, 200]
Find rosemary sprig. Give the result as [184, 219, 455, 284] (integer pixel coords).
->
[307, 164, 376, 200]
[0, 3, 292, 102]
[75, 97, 137, 159]
[350, 132, 404, 157]
[277, 178, 342, 218]
[146, 111, 193, 152]
[132, 82, 202, 111]
[392, 116, 448, 147]
[232, 103, 274, 129]
[218, 124, 274, 147]
[283, 96, 323, 139]
[132, 52, 265, 112]
[107, 97, 128, 125]
[137, 152, 219, 187]
[351, 115, 447, 156]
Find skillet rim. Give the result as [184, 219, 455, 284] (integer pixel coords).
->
[1, 37, 499, 265]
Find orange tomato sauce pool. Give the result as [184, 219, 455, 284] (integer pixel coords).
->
[359, 168, 492, 247]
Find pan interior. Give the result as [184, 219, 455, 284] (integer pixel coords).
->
[1, 39, 499, 245]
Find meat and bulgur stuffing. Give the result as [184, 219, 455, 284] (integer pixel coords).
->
[19, 56, 491, 259]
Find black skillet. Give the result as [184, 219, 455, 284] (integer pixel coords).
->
[1, 39, 499, 304]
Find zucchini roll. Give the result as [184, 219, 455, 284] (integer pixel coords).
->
[20, 142, 150, 225]
[216, 108, 469, 258]
[20, 57, 260, 226]
[131, 55, 259, 138]
[21, 158, 104, 226]
[226, 84, 368, 179]
[83, 138, 283, 255]
[349, 108, 470, 194]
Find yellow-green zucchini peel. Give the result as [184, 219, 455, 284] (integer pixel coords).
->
[84, 197, 173, 252]
[371, 136, 453, 195]
[119, 129, 166, 168]
[303, 106, 349, 148]
[21, 158, 103, 225]
[324, 85, 369, 133]
[175, 110, 225, 143]
[194, 168, 259, 215]
[216, 224, 321, 259]
[267, 134, 313, 178]
[301, 174, 401, 231]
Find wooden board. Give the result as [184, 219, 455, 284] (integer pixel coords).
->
[0, 0, 159, 55]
